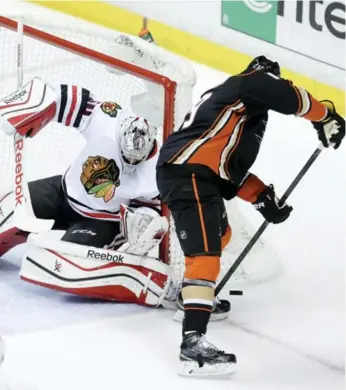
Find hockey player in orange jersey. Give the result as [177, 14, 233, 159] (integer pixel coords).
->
[156, 56, 345, 377]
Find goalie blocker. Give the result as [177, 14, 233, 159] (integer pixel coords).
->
[0, 78, 57, 138]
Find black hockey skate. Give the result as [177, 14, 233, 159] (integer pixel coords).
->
[179, 331, 236, 377]
[173, 293, 230, 322]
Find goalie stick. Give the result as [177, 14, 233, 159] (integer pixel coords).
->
[12, 19, 54, 233]
[215, 142, 324, 296]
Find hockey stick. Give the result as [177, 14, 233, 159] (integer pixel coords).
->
[215, 142, 324, 296]
[12, 19, 54, 233]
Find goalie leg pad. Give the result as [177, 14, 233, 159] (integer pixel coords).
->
[20, 231, 171, 307]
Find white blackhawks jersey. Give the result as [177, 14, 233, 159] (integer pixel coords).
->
[56, 85, 160, 221]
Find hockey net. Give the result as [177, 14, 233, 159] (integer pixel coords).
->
[0, 14, 280, 287]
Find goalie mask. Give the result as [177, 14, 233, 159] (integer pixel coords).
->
[119, 116, 157, 174]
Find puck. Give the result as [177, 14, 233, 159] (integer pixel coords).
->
[229, 290, 243, 296]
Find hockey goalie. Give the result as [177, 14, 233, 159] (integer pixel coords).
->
[0, 77, 175, 308]
[0, 76, 229, 320]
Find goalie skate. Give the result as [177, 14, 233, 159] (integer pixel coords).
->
[179, 332, 236, 378]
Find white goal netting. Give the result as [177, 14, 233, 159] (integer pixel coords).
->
[0, 14, 280, 287]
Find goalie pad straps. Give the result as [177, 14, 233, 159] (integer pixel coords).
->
[0, 78, 57, 138]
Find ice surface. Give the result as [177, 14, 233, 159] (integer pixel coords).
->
[0, 2, 344, 389]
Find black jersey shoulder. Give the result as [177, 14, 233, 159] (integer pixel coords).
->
[201, 70, 302, 117]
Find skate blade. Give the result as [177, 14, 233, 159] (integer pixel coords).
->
[173, 309, 229, 322]
[178, 360, 236, 378]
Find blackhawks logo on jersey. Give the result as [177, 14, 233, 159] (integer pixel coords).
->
[100, 101, 122, 118]
[80, 156, 120, 202]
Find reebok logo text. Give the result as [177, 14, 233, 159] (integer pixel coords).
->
[4, 89, 27, 104]
[14, 139, 24, 206]
[87, 250, 124, 263]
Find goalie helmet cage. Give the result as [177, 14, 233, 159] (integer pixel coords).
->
[0, 15, 280, 287]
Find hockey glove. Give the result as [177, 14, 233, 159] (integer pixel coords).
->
[253, 184, 292, 224]
[312, 100, 345, 149]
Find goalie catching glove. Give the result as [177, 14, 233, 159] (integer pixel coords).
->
[118, 204, 168, 256]
[312, 100, 345, 149]
[253, 184, 292, 224]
